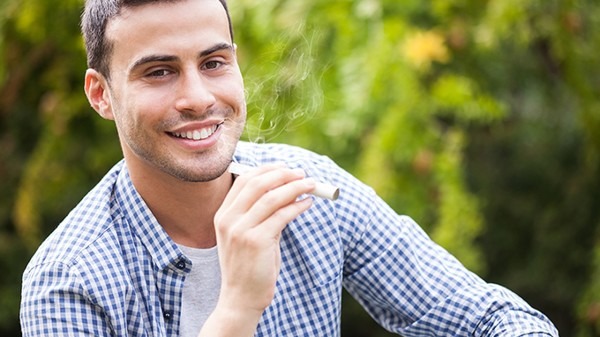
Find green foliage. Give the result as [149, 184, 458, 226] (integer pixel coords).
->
[234, 1, 600, 335]
[578, 239, 600, 336]
[1, 0, 600, 336]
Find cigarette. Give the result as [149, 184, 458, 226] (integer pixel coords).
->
[228, 162, 340, 201]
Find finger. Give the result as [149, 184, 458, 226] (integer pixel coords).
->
[215, 166, 308, 232]
[250, 196, 313, 239]
[225, 167, 307, 214]
[222, 163, 286, 207]
[244, 177, 316, 226]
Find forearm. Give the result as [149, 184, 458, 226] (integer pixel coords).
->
[342, 209, 559, 336]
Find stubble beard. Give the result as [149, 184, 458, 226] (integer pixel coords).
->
[123, 112, 246, 183]
[148, 124, 243, 183]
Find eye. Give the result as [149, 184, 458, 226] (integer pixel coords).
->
[202, 60, 224, 71]
[145, 68, 173, 78]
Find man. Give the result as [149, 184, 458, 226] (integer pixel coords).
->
[20, 0, 559, 336]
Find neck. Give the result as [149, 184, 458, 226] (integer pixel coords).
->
[128, 162, 233, 249]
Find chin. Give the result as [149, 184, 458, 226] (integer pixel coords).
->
[168, 161, 231, 183]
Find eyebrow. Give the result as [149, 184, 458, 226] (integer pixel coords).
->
[200, 42, 233, 57]
[128, 42, 234, 73]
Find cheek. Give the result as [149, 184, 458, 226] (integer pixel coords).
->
[110, 97, 149, 137]
[228, 81, 247, 112]
[217, 70, 246, 102]
[235, 89, 247, 111]
[122, 90, 168, 122]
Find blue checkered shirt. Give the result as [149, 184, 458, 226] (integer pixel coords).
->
[21, 142, 558, 336]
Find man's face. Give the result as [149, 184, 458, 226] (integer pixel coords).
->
[98, 0, 246, 182]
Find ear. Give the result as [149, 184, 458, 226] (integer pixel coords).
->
[84, 69, 114, 120]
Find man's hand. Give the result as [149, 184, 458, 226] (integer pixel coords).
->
[198, 164, 315, 337]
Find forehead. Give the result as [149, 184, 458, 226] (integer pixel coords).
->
[105, 0, 231, 69]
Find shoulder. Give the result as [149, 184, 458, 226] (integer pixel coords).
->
[234, 141, 342, 181]
[235, 141, 382, 204]
[235, 141, 328, 164]
[23, 161, 126, 278]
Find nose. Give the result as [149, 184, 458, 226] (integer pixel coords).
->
[174, 70, 217, 114]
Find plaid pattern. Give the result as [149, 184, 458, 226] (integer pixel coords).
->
[21, 142, 558, 336]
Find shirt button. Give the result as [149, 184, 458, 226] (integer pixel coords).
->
[175, 260, 186, 270]
[163, 310, 173, 321]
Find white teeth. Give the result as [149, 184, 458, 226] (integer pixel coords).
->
[173, 125, 218, 140]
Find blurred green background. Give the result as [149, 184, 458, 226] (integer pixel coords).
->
[2, 0, 600, 336]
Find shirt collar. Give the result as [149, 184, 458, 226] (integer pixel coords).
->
[113, 161, 187, 271]
[233, 141, 259, 167]
[110, 142, 258, 271]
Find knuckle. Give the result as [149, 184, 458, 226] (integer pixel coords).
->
[213, 212, 228, 230]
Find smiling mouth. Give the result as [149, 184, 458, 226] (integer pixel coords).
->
[170, 122, 223, 141]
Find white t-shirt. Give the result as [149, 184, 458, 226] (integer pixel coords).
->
[177, 245, 221, 337]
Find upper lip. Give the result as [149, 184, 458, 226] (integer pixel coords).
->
[168, 119, 225, 134]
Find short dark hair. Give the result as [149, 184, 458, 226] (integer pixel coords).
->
[81, 0, 233, 79]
